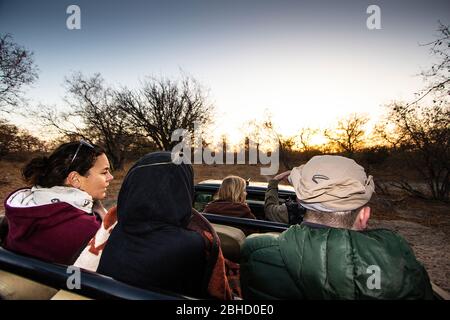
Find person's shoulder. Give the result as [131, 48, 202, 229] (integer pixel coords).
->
[65, 208, 101, 230]
[360, 227, 409, 243]
[241, 232, 281, 255]
[237, 201, 253, 211]
[353, 228, 420, 260]
[204, 199, 223, 208]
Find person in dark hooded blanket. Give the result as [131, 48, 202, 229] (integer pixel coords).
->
[97, 152, 207, 297]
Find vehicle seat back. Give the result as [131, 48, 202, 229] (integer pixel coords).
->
[211, 223, 245, 262]
[0, 269, 58, 300]
[51, 289, 91, 300]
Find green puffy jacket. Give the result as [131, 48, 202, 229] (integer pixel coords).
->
[240, 224, 433, 299]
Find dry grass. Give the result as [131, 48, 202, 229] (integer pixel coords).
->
[1, 159, 449, 292]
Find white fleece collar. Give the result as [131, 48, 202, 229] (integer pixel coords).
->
[7, 186, 94, 213]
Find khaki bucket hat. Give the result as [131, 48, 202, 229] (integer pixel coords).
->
[288, 155, 375, 212]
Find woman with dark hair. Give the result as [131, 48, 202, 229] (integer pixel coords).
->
[3, 140, 113, 264]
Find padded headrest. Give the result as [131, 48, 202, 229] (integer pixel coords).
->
[211, 223, 246, 262]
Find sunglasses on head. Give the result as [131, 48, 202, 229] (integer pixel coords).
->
[68, 139, 95, 172]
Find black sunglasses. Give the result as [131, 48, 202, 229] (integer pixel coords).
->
[68, 139, 95, 171]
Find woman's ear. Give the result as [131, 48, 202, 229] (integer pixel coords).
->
[66, 171, 81, 189]
[353, 206, 371, 230]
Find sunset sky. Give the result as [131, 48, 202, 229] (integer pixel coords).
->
[1, 0, 449, 144]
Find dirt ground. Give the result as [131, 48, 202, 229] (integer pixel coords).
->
[1, 160, 449, 293]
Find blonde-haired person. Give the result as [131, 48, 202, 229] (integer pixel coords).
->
[204, 176, 256, 221]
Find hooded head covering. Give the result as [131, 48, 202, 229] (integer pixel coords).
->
[98, 152, 206, 297]
[288, 155, 375, 212]
[117, 151, 194, 233]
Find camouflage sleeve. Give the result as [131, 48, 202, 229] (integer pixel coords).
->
[264, 179, 289, 224]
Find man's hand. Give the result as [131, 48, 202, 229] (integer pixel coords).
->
[273, 170, 291, 183]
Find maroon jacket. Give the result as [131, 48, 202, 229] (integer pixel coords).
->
[204, 200, 256, 235]
[3, 189, 100, 265]
[204, 200, 256, 220]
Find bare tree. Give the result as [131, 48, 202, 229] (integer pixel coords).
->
[0, 118, 45, 159]
[381, 102, 449, 201]
[324, 113, 369, 156]
[298, 127, 319, 152]
[410, 22, 449, 106]
[38, 73, 138, 170]
[376, 23, 450, 201]
[67, 73, 142, 169]
[0, 34, 38, 112]
[0, 118, 20, 158]
[249, 116, 296, 170]
[115, 75, 213, 150]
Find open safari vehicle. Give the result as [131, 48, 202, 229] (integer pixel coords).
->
[0, 180, 448, 300]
